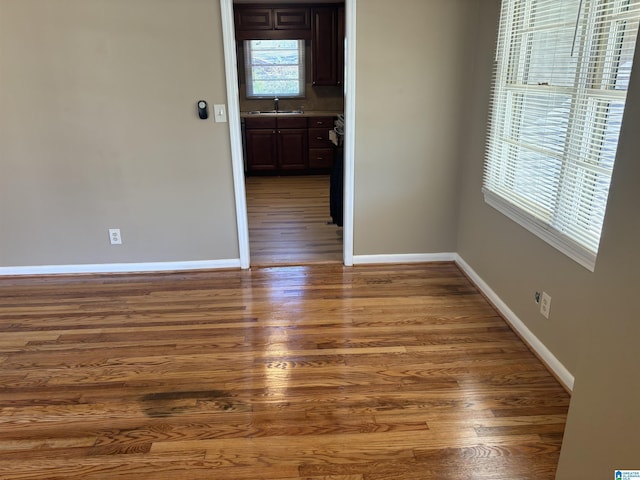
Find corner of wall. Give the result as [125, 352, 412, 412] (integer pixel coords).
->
[455, 254, 574, 392]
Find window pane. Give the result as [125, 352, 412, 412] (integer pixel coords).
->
[511, 148, 562, 215]
[245, 40, 305, 98]
[512, 92, 571, 155]
[525, 27, 579, 86]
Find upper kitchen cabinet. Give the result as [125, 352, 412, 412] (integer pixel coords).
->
[274, 8, 310, 30]
[312, 5, 345, 87]
[337, 5, 345, 86]
[234, 6, 312, 40]
[234, 7, 272, 30]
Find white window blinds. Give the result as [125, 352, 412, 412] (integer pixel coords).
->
[483, 0, 640, 271]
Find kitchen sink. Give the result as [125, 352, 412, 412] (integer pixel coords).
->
[247, 110, 304, 115]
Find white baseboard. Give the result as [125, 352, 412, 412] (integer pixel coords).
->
[454, 254, 574, 392]
[353, 253, 456, 265]
[0, 259, 241, 276]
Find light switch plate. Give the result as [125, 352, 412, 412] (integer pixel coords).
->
[213, 104, 227, 123]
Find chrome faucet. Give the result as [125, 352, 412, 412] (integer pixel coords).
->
[274, 97, 279, 112]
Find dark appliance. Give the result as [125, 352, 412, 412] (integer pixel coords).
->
[329, 115, 344, 226]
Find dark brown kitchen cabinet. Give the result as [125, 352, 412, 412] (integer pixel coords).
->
[234, 6, 311, 40]
[274, 8, 310, 30]
[308, 147, 334, 169]
[234, 7, 273, 31]
[245, 117, 308, 174]
[312, 5, 344, 87]
[278, 119, 308, 171]
[245, 128, 277, 172]
[308, 116, 336, 170]
[337, 5, 345, 86]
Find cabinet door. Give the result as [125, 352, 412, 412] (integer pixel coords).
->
[312, 7, 338, 86]
[278, 129, 308, 171]
[245, 128, 278, 172]
[234, 8, 273, 30]
[235, 7, 311, 40]
[274, 8, 310, 30]
[337, 5, 345, 87]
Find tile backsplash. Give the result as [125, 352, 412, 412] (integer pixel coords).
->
[238, 83, 344, 113]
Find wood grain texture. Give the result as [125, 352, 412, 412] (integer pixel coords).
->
[246, 175, 342, 266]
[0, 263, 569, 479]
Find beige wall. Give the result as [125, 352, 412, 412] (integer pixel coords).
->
[0, 0, 239, 267]
[456, 1, 640, 477]
[353, 0, 475, 255]
[0, 0, 479, 268]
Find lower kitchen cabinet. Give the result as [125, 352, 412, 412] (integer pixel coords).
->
[277, 126, 307, 171]
[308, 116, 335, 171]
[244, 115, 336, 175]
[245, 127, 277, 172]
[308, 147, 334, 169]
[245, 116, 308, 174]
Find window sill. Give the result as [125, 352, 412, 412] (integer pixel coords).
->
[482, 189, 597, 272]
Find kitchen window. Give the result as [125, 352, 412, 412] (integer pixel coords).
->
[484, 0, 640, 271]
[244, 39, 305, 98]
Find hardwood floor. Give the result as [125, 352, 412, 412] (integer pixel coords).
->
[246, 175, 342, 266]
[0, 263, 569, 479]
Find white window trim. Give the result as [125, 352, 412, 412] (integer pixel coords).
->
[483, 188, 597, 271]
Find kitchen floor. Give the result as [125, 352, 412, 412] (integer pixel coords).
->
[246, 175, 342, 266]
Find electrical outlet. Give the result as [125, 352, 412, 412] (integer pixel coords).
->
[109, 228, 122, 245]
[540, 291, 551, 319]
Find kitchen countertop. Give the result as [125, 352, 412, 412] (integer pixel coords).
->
[240, 110, 342, 118]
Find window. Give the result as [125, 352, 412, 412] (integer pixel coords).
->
[484, 0, 640, 271]
[244, 40, 305, 98]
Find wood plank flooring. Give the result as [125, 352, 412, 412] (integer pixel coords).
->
[0, 263, 569, 479]
[246, 175, 343, 266]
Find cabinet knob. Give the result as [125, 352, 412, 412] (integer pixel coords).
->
[317, 136, 324, 140]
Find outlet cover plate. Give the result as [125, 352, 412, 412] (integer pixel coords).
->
[540, 292, 552, 319]
[109, 228, 122, 245]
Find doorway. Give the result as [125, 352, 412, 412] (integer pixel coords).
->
[220, 0, 355, 269]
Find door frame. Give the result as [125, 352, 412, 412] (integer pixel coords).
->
[219, 0, 356, 268]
